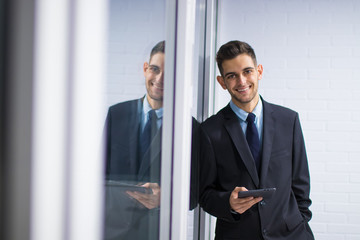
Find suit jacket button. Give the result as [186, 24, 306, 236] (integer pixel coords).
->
[263, 229, 268, 235]
[260, 200, 266, 206]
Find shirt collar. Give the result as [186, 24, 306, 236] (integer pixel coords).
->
[229, 96, 263, 122]
[143, 95, 163, 119]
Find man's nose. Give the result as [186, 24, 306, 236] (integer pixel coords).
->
[156, 72, 164, 83]
[238, 74, 246, 85]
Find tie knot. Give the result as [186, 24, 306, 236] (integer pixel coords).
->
[247, 112, 256, 123]
[148, 109, 156, 121]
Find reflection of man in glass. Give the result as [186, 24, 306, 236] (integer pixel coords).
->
[104, 41, 165, 239]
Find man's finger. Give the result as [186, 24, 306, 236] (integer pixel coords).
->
[127, 191, 148, 200]
[232, 197, 263, 214]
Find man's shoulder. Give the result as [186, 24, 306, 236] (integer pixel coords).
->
[262, 99, 301, 127]
[109, 98, 141, 112]
[200, 105, 229, 130]
[263, 99, 298, 117]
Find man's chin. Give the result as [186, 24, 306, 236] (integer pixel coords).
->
[233, 92, 258, 104]
[148, 94, 163, 102]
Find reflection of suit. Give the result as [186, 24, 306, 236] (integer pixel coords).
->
[104, 97, 161, 240]
[104, 97, 200, 240]
[199, 97, 314, 240]
[105, 98, 162, 183]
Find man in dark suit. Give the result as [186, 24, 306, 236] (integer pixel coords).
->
[199, 40, 314, 240]
[104, 41, 165, 240]
[104, 41, 199, 239]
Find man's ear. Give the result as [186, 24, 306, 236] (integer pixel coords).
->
[257, 64, 263, 81]
[216, 75, 227, 90]
[143, 62, 149, 76]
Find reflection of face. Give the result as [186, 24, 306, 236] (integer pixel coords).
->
[217, 54, 263, 111]
[143, 53, 164, 108]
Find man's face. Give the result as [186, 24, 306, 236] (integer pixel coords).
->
[143, 53, 165, 103]
[217, 53, 263, 111]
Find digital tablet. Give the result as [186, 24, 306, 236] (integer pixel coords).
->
[105, 180, 153, 194]
[238, 188, 276, 199]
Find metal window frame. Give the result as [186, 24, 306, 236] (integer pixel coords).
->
[195, 0, 219, 239]
[160, 0, 198, 239]
[160, 0, 218, 239]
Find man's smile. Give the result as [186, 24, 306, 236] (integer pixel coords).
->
[235, 86, 250, 92]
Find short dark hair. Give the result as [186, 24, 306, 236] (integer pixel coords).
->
[216, 40, 257, 76]
[150, 40, 165, 61]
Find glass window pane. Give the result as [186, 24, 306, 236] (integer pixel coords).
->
[187, 0, 206, 238]
[103, 0, 166, 239]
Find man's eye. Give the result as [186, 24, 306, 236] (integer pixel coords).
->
[226, 74, 236, 80]
[149, 66, 160, 74]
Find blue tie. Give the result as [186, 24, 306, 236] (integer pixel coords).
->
[246, 113, 261, 173]
[140, 110, 156, 159]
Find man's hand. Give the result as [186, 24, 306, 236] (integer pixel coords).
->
[229, 187, 263, 214]
[126, 183, 161, 209]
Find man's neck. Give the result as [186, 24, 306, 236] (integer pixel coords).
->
[233, 94, 260, 113]
[146, 95, 163, 110]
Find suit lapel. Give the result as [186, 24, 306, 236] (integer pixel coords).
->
[137, 126, 162, 180]
[127, 99, 142, 175]
[223, 105, 260, 187]
[259, 99, 275, 187]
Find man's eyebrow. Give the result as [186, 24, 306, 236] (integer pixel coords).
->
[224, 72, 237, 77]
[243, 67, 255, 71]
[224, 67, 255, 77]
[149, 64, 160, 68]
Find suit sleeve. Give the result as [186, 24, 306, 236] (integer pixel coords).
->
[189, 118, 200, 210]
[292, 113, 312, 222]
[199, 126, 238, 222]
[104, 108, 112, 177]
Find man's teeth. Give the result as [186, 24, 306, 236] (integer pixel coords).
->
[237, 87, 249, 92]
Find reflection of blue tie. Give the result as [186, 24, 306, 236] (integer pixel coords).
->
[140, 109, 156, 159]
[246, 113, 261, 173]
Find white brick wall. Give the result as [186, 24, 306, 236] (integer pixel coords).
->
[106, 0, 165, 109]
[216, 0, 360, 238]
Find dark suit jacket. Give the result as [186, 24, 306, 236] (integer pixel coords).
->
[199, 98, 314, 240]
[104, 97, 199, 239]
[104, 98, 161, 240]
[105, 98, 162, 183]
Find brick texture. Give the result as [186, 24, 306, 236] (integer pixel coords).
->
[106, 0, 166, 109]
